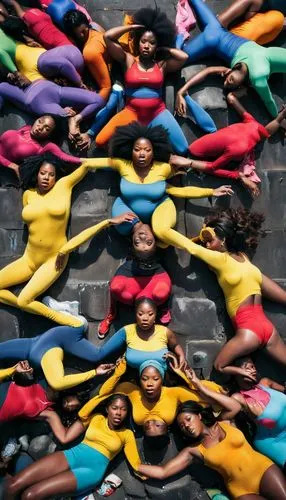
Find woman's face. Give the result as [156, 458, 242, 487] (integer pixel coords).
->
[106, 397, 128, 429]
[31, 116, 56, 140]
[139, 31, 157, 59]
[203, 231, 225, 252]
[224, 69, 245, 89]
[143, 419, 168, 437]
[136, 301, 156, 330]
[62, 395, 81, 413]
[37, 162, 56, 193]
[235, 360, 258, 387]
[140, 366, 162, 401]
[73, 23, 89, 44]
[133, 224, 156, 258]
[132, 138, 154, 169]
[177, 412, 204, 439]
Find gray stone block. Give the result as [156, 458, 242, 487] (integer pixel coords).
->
[186, 340, 225, 375]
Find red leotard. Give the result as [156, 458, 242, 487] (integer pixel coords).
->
[0, 382, 53, 421]
[124, 62, 165, 125]
[23, 9, 72, 49]
[0, 125, 80, 167]
[189, 112, 270, 179]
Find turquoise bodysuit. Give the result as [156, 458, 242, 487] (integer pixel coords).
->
[231, 41, 286, 117]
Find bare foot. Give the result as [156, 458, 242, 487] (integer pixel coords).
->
[240, 176, 260, 199]
[68, 114, 82, 142]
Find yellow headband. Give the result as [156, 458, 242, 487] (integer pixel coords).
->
[191, 225, 216, 243]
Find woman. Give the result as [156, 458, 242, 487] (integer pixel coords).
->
[218, 0, 285, 45]
[0, 360, 97, 423]
[230, 356, 286, 468]
[138, 367, 286, 500]
[176, 90, 286, 197]
[96, 297, 186, 368]
[6, 394, 143, 499]
[86, 356, 223, 438]
[0, 115, 79, 177]
[0, 17, 85, 88]
[0, 152, 135, 326]
[182, 0, 286, 117]
[93, 7, 190, 154]
[0, 62, 104, 140]
[82, 123, 233, 243]
[0, 325, 116, 391]
[162, 207, 286, 374]
[98, 244, 172, 338]
[63, 10, 111, 103]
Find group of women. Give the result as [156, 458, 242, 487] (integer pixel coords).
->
[0, 0, 286, 498]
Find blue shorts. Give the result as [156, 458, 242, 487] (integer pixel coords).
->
[64, 443, 109, 493]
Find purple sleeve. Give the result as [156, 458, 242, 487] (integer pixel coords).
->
[41, 142, 81, 164]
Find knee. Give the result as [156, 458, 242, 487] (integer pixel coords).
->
[110, 278, 125, 298]
[265, 10, 284, 28]
[22, 486, 41, 500]
[17, 293, 30, 309]
[152, 283, 171, 304]
[152, 220, 166, 242]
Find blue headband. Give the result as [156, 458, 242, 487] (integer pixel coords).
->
[139, 360, 165, 379]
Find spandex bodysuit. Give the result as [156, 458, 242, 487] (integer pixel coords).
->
[197, 422, 273, 498]
[0, 29, 18, 74]
[0, 125, 79, 168]
[230, 10, 284, 46]
[183, 0, 286, 116]
[0, 172, 116, 326]
[22, 8, 73, 49]
[15, 43, 84, 87]
[110, 259, 171, 307]
[189, 111, 270, 179]
[96, 62, 189, 155]
[62, 404, 141, 493]
[240, 384, 286, 467]
[86, 362, 223, 427]
[0, 80, 104, 119]
[82, 157, 214, 238]
[82, 28, 112, 100]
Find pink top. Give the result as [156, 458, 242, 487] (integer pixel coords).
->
[0, 125, 81, 167]
[240, 385, 271, 408]
[23, 8, 72, 49]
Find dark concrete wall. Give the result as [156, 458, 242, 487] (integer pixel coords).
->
[1, 0, 286, 385]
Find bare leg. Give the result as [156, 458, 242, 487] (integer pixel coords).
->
[260, 464, 286, 500]
[6, 452, 69, 498]
[190, 159, 209, 171]
[218, 0, 262, 28]
[21, 471, 77, 500]
[214, 328, 261, 374]
[261, 274, 286, 305]
[266, 329, 286, 366]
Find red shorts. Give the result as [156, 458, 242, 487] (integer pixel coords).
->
[233, 304, 274, 346]
[126, 97, 166, 126]
[110, 272, 171, 306]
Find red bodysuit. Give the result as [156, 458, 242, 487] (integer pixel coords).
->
[0, 125, 80, 167]
[23, 8, 72, 49]
[124, 62, 165, 125]
[189, 112, 270, 179]
[0, 382, 53, 421]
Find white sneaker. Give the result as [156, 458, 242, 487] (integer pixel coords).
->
[42, 295, 79, 316]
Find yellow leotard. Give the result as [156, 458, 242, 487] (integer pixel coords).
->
[197, 421, 272, 498]
[0, 365, 17, 382]
[15, 43, 45, 82]
[81, 363, 223, 427]
[0, 164, 110, 326]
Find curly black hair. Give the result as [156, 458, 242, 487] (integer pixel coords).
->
[204, 208, 266, 254]
[132, 7, 176, 51]
[19, 153, 71, 191]
[63, 9, 90, 37]
[109, 122, 172, 162]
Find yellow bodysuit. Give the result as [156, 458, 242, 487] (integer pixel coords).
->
[15, 43, 45, 82]
[0, 164, 109, 325]
[197, 422, 272, 498]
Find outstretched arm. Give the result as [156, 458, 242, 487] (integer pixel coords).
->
[41, 411, 85, 444]
[166, 185, 233, 199]
[218, 0, 261, 28]
[261, 274, 286, 305]
[0, 364, 17, 382]
[139, 447, 196, 479]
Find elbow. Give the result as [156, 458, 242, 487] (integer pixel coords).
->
[226, 92, 235, 104]
[214, 360, 226, 373]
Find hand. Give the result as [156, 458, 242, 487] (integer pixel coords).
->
[170, 154, 192, 171]
[23, 35, 42, 48]
[175, 93, 187, 117]
[184, 366, 201, 389]
[75, 133, 92, 152]
[114, 357, 127, 376]
[213, 185, 234, 197]
[8, 162, 20, 178]
[237, 367, 257, 383]
[64, 107, 77, 117]
[96, 363, 116, 376]
[55, 253, 66, 272]
[164, 352, 181, 374]
[15, 360, 33, 373]
[14, 72, 31, 89]
[109, 212, 138, 225]
[178, 354, 188, 371]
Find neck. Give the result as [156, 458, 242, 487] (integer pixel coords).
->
[133, 164, 151, 178]
[136, 324, 155, 336]
[138, 56, 154, 68]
